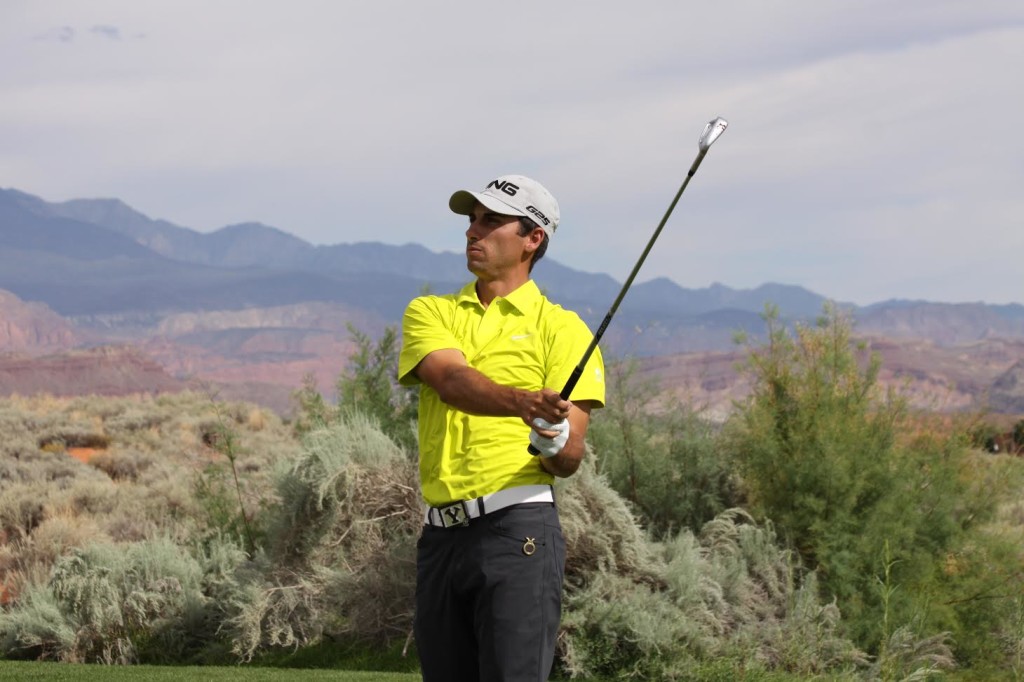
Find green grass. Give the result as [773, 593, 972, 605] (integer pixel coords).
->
[0, 661, 421, 681]
[0, 660, 831, 681]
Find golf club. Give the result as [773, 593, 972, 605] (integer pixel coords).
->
[529, 116, 729, 455]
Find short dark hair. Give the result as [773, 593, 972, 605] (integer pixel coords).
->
[518, 217, 548, 272]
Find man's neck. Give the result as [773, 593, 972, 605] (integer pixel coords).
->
[475, 275, 530, 308]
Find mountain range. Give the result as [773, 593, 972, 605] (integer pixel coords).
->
[1, 186, 1022, 416]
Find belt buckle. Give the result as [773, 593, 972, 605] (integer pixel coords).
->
[438, 501, 471, 528]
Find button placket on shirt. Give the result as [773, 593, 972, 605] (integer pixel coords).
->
[465, 298, 515, 365]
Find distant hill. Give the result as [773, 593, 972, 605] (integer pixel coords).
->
[7, 186, 1022, 351]
[2, 186, 1023, 416]
[856, 301, 1024, 345]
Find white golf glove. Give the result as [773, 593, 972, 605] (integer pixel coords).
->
[529, 417, 570, 458]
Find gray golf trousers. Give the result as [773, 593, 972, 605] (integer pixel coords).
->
[414, 502, 566, 682]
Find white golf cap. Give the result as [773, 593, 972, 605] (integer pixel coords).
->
[449, 174, 560, 238]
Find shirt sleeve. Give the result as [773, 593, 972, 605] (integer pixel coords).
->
[398, 296, 460, 386]
[545, 312, 606, 408]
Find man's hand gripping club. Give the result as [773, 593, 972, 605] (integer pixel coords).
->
[529, 418, 570, 457]
[522, 388, 572, 458]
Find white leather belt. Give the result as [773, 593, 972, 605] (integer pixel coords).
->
[424, 484, 554, 528]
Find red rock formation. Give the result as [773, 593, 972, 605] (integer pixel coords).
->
[0, 345, 185, 397]
[0, 290, 79, 353]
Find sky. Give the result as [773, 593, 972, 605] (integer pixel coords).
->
[1, 1, 1022, 306]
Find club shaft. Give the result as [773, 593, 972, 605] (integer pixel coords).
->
[527, 147, 711, 455]
[558, 148, 708, 400]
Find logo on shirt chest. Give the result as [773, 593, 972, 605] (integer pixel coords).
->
[470, 331, 544, 386]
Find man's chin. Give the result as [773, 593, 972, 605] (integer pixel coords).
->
[466, 257, 485, 275]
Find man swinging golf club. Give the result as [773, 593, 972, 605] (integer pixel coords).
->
[398, 174, 605, 681]
[399, 116, 727, 681]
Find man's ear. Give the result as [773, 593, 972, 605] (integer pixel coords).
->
[524, 226, 545, 253]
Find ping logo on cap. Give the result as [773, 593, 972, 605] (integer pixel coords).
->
[487, 179, 520, 197]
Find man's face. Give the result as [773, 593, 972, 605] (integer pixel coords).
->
[464, 203, 534, 280]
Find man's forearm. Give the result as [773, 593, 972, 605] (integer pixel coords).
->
[414, 348, 573, 429]
[538, 444, 584, 477]
[431, 364, 529, 417]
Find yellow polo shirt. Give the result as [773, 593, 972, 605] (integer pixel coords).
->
[399, 280, 605, 506]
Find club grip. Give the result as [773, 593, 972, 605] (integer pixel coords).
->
[558, 366, 584, 401]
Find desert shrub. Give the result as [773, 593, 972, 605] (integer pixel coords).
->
[87, 448, 152, 482]
[104, 405, 169, 433]
[15, 514, 106, 572]
[157, 394, 303, 554]
[698, 511, 867, 675]
[588, 359, 742, 538]
[3, 539, 190, 663]
[968, 418, 1002, 451]
[226, 403, 867, 676]
[49, 538, 206, 663]
[227, 414, 421, 661]
[0, 455, 116, 603]
[557, 493, 714, 679]
[0, 406, 37, 462]
[268, 413, 419, 566]
[871, 624, 956, 680]
[728, 305, 1010, 657]
[247, 407, 267, 432]
[999, 596, 1024, 679]
[188, 406, 260, 552]
[7, 373, 1010, 675]
[561, 570, 700, 679]
[0, 484, 50, 542]
[556, 453, 660, 588]
[926, 451, 1024, 669]
[555, 460, 865, 679]
[0, 534, 252, 664]
[0, 393, 295, 640]
[193, 458, 255, 550]
[0, 584, 76, 660]
[556, 495, 867, 679]
[292, 373, 332, 435]
[0, 515, 106, 609]
[292, 325, 418, 454]
[336, 325, 418, 453]
[37, 431, 111, 451]
[1, 455, 106, 521]
[64, 477, 121, 517]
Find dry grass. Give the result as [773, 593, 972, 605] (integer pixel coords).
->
[3, 390, 1023, 676]
[0, 392, 300, 607]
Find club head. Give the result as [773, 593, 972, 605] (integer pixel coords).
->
[699, 117, 728, 152]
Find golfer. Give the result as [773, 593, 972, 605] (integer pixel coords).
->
[398, 174, 605, 681]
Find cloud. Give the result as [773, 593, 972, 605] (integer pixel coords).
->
[89, 25, 121, 40]
[2, 1, 1023, 305]
[33, 26, 75, 43]
[29, 24, 137, 46]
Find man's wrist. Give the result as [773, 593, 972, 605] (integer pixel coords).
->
[539, 450, 582, 477]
